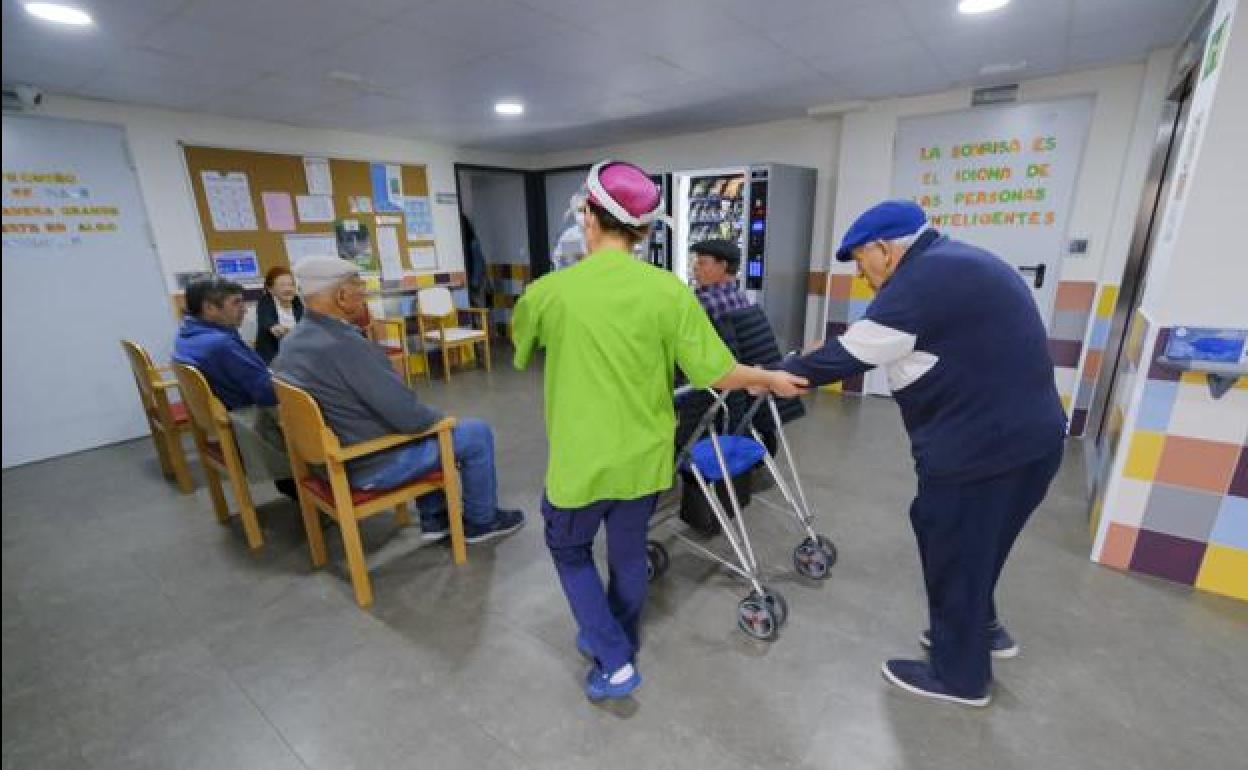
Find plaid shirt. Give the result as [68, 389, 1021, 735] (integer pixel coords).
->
[695, 280, 753, 320]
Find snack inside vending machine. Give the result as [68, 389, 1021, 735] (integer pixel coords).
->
[672, 164, 816, 352]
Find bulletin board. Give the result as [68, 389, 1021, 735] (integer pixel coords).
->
[181, 144, 437, 281]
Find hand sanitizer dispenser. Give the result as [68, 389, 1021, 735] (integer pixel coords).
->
[1156, 327, 1248, 399]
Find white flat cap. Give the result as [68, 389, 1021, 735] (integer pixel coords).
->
[293, 256, 359, 295]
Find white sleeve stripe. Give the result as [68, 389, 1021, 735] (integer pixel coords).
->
[838, 319, 917, 366]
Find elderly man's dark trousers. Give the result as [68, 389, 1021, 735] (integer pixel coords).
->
[910, 445, 1063, 696]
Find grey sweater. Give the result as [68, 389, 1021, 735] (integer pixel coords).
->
[272, 310, 441, 479]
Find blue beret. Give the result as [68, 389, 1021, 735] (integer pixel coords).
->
[835, 200, 928, 262]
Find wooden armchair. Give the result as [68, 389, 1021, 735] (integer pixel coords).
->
[172, 363, 265, 549]
[121, 340, 193, 493]
[415, 286, 490, 383]
[273, 378, 467, 607]
[368, 317, 412, 386]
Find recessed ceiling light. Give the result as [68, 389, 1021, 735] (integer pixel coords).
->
[494, 101, 524, 116]
[24, 3, 93, 26]
[958, 0, 1010, 14]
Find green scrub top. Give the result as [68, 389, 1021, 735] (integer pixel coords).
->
[513, 248, 736, 508]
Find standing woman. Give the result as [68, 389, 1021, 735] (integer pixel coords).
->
[255, 266, 303, 364]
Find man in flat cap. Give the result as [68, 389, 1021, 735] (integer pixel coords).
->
[690, 238, 752, 321]
[783, 200, 1066, 707]
[275, 257, 524, 543]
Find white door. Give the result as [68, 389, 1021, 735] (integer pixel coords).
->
[891, 97, 1095, 327]
[2, 116, 173, 468]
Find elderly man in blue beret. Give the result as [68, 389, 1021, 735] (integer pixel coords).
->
[785, 200, 1066, 707]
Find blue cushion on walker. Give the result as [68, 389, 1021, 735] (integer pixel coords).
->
[685, 435, 766, 482]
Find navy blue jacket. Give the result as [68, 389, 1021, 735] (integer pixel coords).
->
[173, 316, 276, 410]
[786, 230, 1065, 482]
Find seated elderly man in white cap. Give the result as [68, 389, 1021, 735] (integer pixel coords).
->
[273, 256, 524, 543]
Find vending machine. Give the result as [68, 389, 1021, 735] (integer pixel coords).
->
[672, 164, 816, 352]
[644, 172, 673, 270]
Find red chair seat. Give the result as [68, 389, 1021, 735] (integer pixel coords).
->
[300, 471, 444, 506]
[169, 402, 189, 423]
[379, 345, 404, 356]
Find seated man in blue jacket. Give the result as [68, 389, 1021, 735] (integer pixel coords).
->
[173, 275, 294, 498]
[784, 200, 1066, 708]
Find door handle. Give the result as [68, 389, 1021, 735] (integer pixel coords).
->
[1018, 263, 1047, 289]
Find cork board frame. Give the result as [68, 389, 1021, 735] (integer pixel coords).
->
[181, 143, 434, 278]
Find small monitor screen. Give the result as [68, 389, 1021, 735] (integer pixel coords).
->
[750, 219, 765, 233]
[212, 250, 260, 282]
[748, 260, 763, 278]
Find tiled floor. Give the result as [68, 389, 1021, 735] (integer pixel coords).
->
[4, 363, 1246, 769]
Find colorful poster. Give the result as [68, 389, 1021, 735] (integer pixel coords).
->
[403, 196, 434, 240]
[370, 163, 403, 212]
[260, 191, 295, 231]
[376, 225, 403, 281]
[282, 233, 337, 267]
[200, 171, 257, 231]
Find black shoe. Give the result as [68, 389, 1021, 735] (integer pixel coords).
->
[463, 509, 525, 544]
[274, 478, 298, 500]
[420, 514, 450, 541]
[920, 623, 1019, 659]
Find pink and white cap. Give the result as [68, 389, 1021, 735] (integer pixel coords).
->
[585, 160, 663, 227]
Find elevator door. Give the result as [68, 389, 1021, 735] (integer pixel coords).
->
[1086, 72, 1194, 486]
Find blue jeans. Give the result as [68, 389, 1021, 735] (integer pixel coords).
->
[542, 493, 658, 673]
[351, 418, 498, 527]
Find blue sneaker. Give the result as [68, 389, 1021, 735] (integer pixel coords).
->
[920, 623, 1019, 659]
[881, 659, 991, 707]
[585, 664, 641, 701]
[463, 509, 525, 544]
[419, 514, 449, 541]
[576, 632, 594, 662]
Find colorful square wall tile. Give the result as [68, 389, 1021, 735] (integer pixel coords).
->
[1130, 529, 1207, 585]
[1155, 435, 1240, 493]
[1082, 349, 1103, 379]
[1089, 318, 1111, 349]
[1108, 478, 1154, 527]
[1055, 280, 1096, 312]
[848, 299, 870, 322]
[1167, 382, 1248, 446]
[849, 276, 874, 300]
[1054, 366, 1078, 401]
[1123, 431, 1166, 480]
[1124, 311, 1150, 368]
[1194, 544, 1248, 601]
[1070, 408, 1088, 436]
[1095, 285, 1119, 318]
[1051, 310, 1090, 342]
[1232, 446, 1248, 498]
[1075, 380, 1095, 409]
[1136, 380, 1179, 432]
[807, 271, 828, 296]
[1100, 522, 1139, 569]
[828, 274, 853, 301]
[825, 299, 850, 324]
[1209, 495, 1248, 550]
[1141, 483, 1224, 541]
[1146, 328, 1181, 381]
[1048, 339, 1082, 368]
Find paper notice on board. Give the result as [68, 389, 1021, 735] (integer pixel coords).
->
[303, 156, 332, 196]
[260, 192, 296, 231]
[402, 196, 434, 240]
[295, 195, 335, 223]
[376, 226, 403, 281]
[409, 245, 437, 270]
[283, 233, 338, 268]
[201, 171, 257, 231]
[370, 163, 403, 212]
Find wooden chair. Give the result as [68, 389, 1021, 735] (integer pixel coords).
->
[415, 286, 491, 383]
[172, 363, 266, 550]
[273, 378, 467, 607]
[121, 340, 194, 493]
[368, 317, 412, 386]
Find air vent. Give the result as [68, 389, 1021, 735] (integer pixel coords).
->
[971, 84, 1019, 106]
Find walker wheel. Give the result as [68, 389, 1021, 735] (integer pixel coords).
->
[794, 535, 837, 580]
[760, 586, 788, 628]
[737, 594, 778, 640]
[646, 541, 670, 582]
